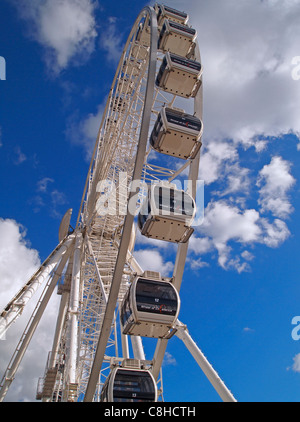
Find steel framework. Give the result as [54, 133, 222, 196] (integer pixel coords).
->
[0, 4, 236, 402]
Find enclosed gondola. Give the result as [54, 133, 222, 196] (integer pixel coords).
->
[138, 183, 195, 243]
[155, 3, 189, 27]
[158, 19, 196, 57]
[156, 52, 202, 98]
[149, 106, 203, 159]
[136, 19, 151, 48]
[120, 275, 180, 338]
[100, 366, 158, 402]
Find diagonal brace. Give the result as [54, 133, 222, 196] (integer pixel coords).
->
[175, 320, 237, 402]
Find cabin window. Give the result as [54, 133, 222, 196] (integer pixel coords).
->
[154, 186, 194, 217]
[136, 279, 178, 316]
[120, 292, 132, 327]
[113, 369, 156, 402]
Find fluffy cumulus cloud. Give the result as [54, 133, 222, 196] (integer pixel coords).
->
[66, 101, 106, 160]
[191, 153, 295, 271]
[0, 219, 40, 310]
[99, 17, 125, 65]
[12, 0, 98, 73]
[192, 197, 291, 272]
[191, 152, 295, 271]
[291, 353, 300, 373]
[0, 219, 60, 401]
[257, 156, 296, 218]
[133, 249, 173, 276]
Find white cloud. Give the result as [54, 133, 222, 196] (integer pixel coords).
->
[163, 351, 177, 366]
[192, 198, 291, 272]
[291, 353, 300, 373]
[13, 146, 27, 165]
[0, 219, 40, 311]
[259, 218, 290, 248]
[37, 177, 54, 193]
[13, 0, 97, 74]
[30, 179, 68, 218]
[200, 201, 262, 246]
[192, 200, 260, 271]
[198, 141, 237, 185]
[133, 249, 173, 275]
[66, 102, 105, 160]
[51, 190, 67, 207]
[188, 257, 210, 270]
[243, 327, 255, 333]
[50, 190, 68, 219]
[257, 156, 296, 218]
[189, 236, 214, 255]
[99, 17, 124, 65]
[241, 250, 254, 262]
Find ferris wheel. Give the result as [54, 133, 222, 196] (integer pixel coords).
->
[0, 4, 236, 403]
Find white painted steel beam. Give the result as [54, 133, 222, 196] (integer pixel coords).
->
[67, 233, 83, 387]
[131, 336, 146, 361]
[175, 321, 237, 402]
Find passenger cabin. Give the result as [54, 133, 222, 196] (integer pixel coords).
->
[155, 4, 189, 27]
[136, 21, 151, 48]
[158, 19, 196, 58]
[156, 52, 202, 98]
[120, 275, 180, 338]
[100, 366, 157, 402]
[149, 106, 203, 159]
[138, 183, 195, 243]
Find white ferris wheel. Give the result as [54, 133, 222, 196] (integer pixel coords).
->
[0, 4, 236, 403]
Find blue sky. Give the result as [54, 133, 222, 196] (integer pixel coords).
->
[1, 0, 300, 402]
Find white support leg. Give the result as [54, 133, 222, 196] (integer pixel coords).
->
[48, 291, 70, 369]
[152, 339, 168, 380]
[131, 336, 145, 361]
[121, 332, 130, 360]
[67, 233, 83, 391]
[48, 250, 74, 370]
[175, 321, 237, 402]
